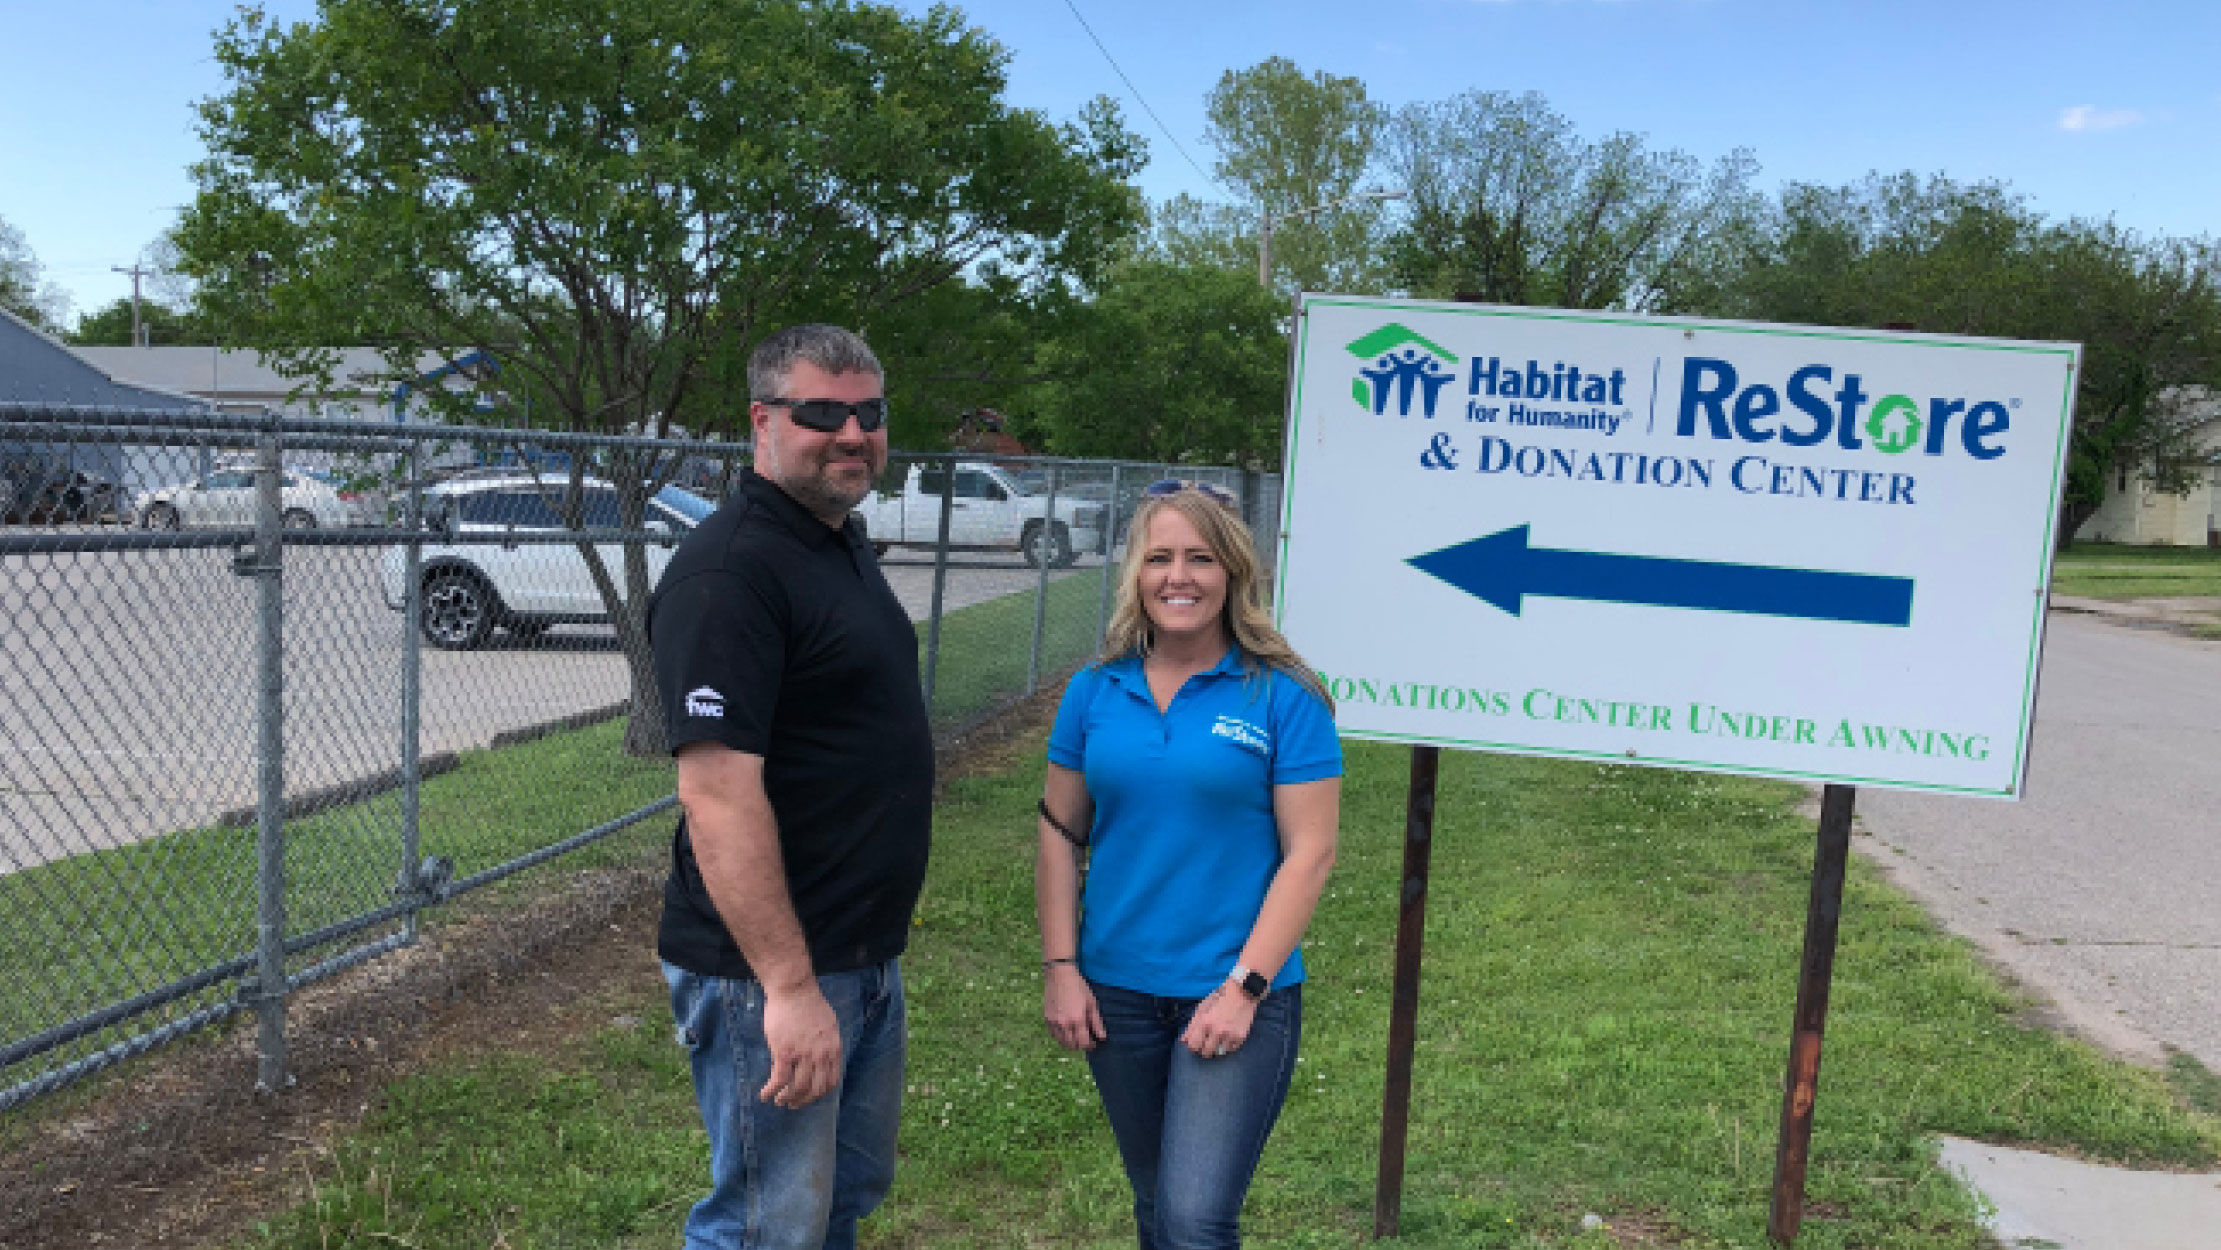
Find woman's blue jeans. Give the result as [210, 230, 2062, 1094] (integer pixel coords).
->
[663, 958, 906, 1250]
[1084, 980, 1303, 1250]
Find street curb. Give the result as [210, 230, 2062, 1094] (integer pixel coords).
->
[216, 752, 462, 829]
[215, 701, 631, 828]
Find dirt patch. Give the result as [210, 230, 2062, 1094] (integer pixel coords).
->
[0, 689, 1065, 1250]
[1604, 1208, 1688, 1246]
[0, 865, 667, 1249]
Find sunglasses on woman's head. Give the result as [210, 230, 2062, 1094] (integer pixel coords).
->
[1142, 479, 1238, 510]
[760, 397, 890, 433]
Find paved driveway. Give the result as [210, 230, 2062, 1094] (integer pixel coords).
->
[1855, 610, 2221, 1071]
[1, 543, 1102, 871]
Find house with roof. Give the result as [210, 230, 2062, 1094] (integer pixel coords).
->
[0, 306, 209, 497]
[2073, 387, 2221, 547]
[4, 310, 500, 509]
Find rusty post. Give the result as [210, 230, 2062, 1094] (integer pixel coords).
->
[1374, 744, 1441, 1240]
[1767, 783, 1857, 1243]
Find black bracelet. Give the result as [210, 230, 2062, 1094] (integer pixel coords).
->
[1043, 956, 1076, 967]
[1038, 799, 1089, 849]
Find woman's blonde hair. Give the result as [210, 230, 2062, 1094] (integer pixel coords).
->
[1100, 487, 1331, 710]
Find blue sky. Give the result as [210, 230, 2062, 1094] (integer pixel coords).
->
[3, 0, 2215, 320]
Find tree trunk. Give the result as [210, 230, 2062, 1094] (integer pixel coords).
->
[616, 538, 669, 758]
[2057, 498, 2098, 553]
[620, 607, 669, 758]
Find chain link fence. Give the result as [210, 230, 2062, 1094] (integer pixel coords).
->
[0, 405, 1281, 1112]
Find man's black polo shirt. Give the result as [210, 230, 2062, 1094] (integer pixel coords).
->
[648, 467, 933, 981]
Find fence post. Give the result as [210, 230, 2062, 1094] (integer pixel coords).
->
[399, 438, 424, 940]
[921, 455, 957, 710]
[1027, 462, 1060, 695]
[1098, 462, 1121, 647]
[250, 427, 289, 1093]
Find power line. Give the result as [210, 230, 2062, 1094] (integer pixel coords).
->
[1059, 0, 1223, 196]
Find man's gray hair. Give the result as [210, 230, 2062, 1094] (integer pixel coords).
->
[748, 324, 883, 399]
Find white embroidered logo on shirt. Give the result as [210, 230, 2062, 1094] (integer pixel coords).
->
[1211, 715, 1269, 753]
[685, 686, 725, 718]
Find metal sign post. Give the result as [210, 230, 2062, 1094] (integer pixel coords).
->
[1767, 783, 1857, 1242]
[1372, 745, 1440, 1239]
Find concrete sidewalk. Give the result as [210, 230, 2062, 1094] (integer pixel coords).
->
[1940, 1137, 2221, 1250]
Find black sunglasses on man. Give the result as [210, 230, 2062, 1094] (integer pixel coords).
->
[761, 397, 890, 433]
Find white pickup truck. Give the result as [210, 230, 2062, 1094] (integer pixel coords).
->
[858, 461, 1106, 567]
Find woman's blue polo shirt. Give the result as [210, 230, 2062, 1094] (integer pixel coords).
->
[1048, 648, 1342, 998]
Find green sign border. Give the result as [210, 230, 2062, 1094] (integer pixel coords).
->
[1274, 294, 2081, 800]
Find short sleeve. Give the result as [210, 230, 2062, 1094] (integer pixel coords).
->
[1268, 672, 1342, 785]
[1046, 667, 1102, 771]
[651, 566, 786, 757]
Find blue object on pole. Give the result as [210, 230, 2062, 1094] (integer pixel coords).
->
[1407, 525, 1915, 627]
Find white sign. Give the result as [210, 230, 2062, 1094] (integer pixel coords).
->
[1275, 295, 2079, 798]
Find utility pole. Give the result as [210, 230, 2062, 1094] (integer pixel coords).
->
[110, 263, 150, 347]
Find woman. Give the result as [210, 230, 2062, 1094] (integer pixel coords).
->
[1035, 479, 1341, 1250]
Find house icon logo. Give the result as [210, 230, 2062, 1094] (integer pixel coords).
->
[1346, 323, 1461, 418]
[1865, 394, 1924, 454]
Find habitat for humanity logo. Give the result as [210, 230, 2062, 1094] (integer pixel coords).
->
[1348, 324, 1460, 418]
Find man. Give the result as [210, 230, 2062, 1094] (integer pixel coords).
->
[649, 324, 933, 1250]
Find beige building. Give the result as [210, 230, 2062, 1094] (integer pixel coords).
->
[2073, 387, 2221, 547]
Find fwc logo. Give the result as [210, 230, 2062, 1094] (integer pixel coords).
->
[1347, 324, 1460, 418]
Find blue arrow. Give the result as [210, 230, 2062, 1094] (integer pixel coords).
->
[1408, 526, 1914, 626]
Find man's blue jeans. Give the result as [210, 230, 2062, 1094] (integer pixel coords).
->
[1085, 980, 1303, 1250]
[663, 958, 906, 1250]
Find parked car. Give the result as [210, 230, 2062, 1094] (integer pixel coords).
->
[134, 466, 365, 530]
[378, 474, 711, 649]
[856, 460, 1105, 567]
[301, 468, 380, 527]
[0, 458, 129, 525]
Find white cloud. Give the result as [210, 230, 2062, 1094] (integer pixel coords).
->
[2058, 105, 2145, 133]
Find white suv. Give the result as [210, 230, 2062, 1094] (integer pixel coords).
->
[379, 474, 714, 649]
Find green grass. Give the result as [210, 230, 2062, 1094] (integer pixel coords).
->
[2169, 1052, 2221, 1118]
[0, 717, 675, 1097]
[924, 569, 1108, 727]
[228, 739, 2220, 1250]
[2051, 541, 2221, 600]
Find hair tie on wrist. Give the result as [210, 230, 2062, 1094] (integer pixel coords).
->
[1038, 799, 1089, 849]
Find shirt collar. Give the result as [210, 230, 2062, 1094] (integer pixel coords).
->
[737, 466, 866, 552]
[1103, 645, 1246, 697]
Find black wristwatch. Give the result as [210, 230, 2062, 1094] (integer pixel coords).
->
[1230, 963, 1269, 1002]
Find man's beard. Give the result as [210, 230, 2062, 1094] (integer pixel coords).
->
[763, 434, 878, 521]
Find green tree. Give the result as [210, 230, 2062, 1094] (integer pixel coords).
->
[1709, 174, 2221, 546]
[68, 298, 214, 346]
[0, 215, 68, 331]
[1020, 258, 1287, 466]
[1154, 58, 1392, 298]
[1381, 90, 1760, 312]
[176, 0, 1143, 751]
